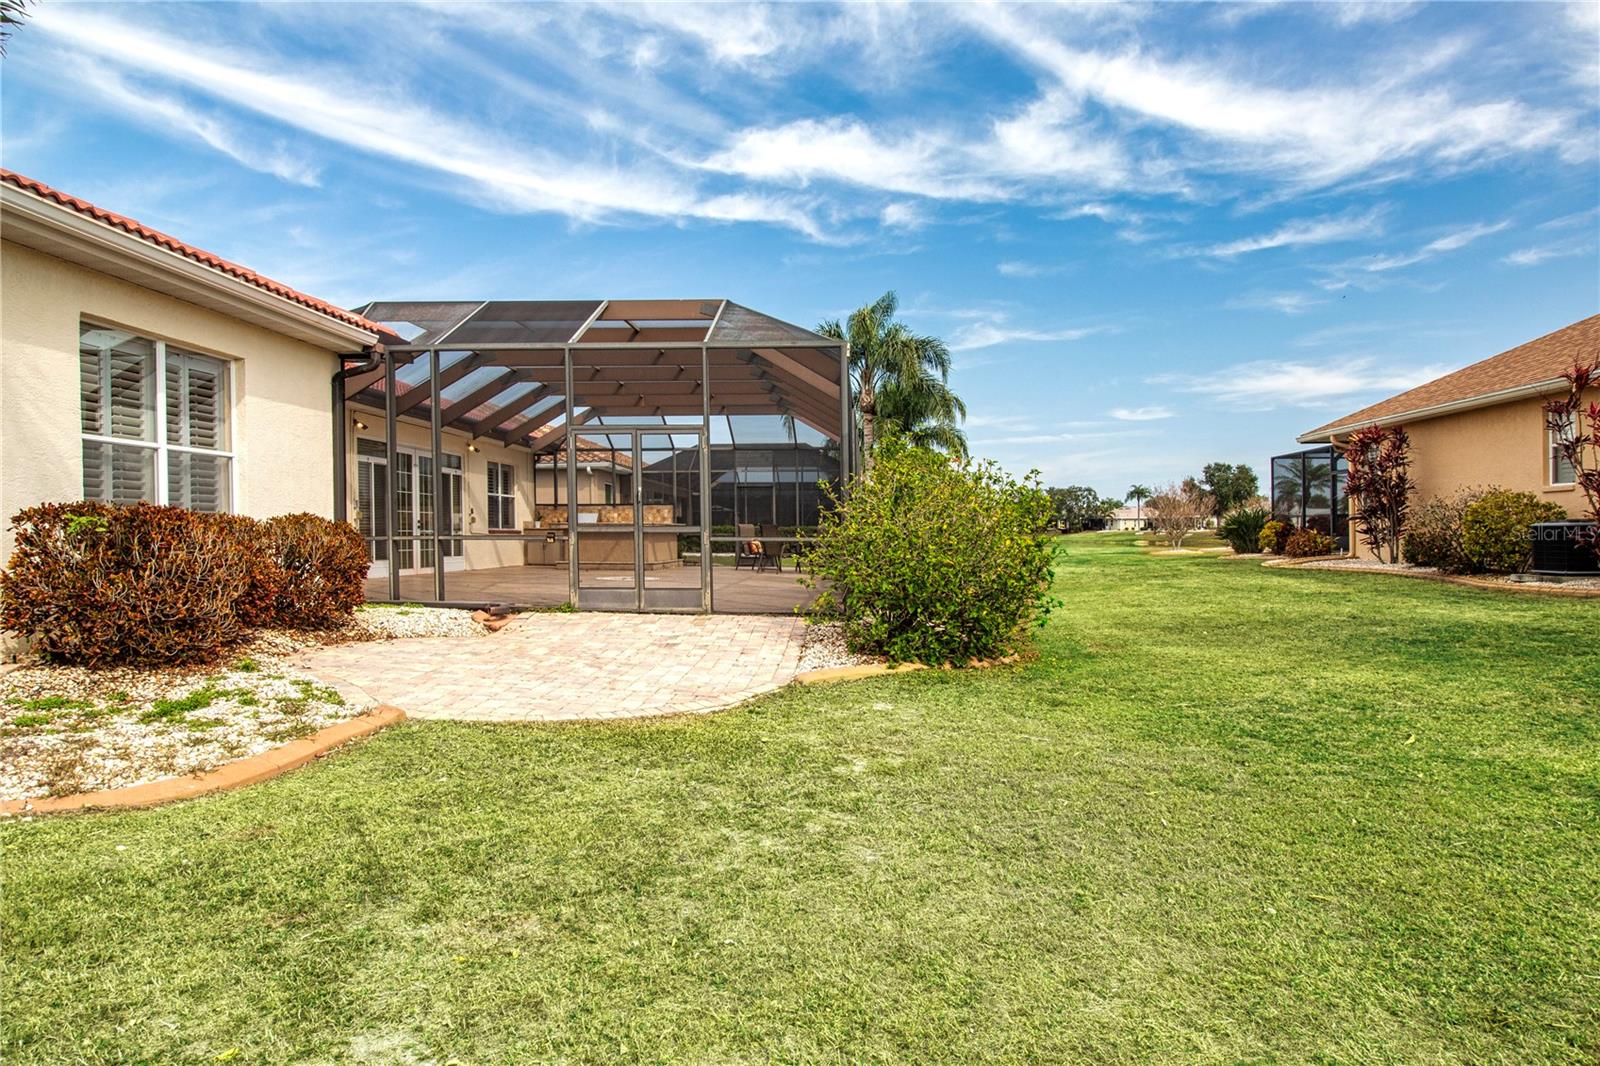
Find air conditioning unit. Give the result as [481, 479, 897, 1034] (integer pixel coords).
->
[1531, 521, 1600, 575]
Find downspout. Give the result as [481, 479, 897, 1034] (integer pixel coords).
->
[331, 345, 383, 523]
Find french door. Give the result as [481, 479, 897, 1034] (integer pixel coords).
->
[357, 441, 464, 578]
[575, 429, 707, 611]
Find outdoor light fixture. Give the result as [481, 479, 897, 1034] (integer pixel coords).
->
[467, 442, 479, 452]
[353, 418, 368, 431]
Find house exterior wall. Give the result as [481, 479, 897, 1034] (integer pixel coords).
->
[1343, 389, 1593, 558]
[0, 239, 339, 560]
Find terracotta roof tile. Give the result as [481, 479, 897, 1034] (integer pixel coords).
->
[1, 169, 383, 336]
[1300, 314, 1600, 440]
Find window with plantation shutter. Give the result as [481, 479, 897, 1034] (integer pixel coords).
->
[78, 322, 233, 511]
[487, 461, 516, 530]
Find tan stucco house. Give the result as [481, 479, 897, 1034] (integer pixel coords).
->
[1290, 313, 1598, 553]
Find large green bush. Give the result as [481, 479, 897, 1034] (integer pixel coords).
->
[1403, 488, 1491, 573]
[1219, 506, 1270, 554]
[805, 440, 1057, 665]
[1461, 490, 1568, 573]
[2, 503, 373, 665]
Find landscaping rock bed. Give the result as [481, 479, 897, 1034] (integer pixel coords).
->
[0, 608, 485, 803]
[796, 622, 877, 673]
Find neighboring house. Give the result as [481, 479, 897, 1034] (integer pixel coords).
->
[0, 169, 382, 563]
[1104, 505, 1152, 531]
[1290, 313, 1599, 553]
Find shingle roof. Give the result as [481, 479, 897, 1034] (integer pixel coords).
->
[1, 169, 384, 335]
[1300, 314, 1600, 441]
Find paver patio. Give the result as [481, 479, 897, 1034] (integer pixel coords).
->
[293, 613, 808, 722]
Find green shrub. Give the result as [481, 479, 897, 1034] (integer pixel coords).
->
[1219, 506, 1271, 554]
[1258, 520, 1293, 554]
[804, 439, 1057, 665]
[1284, 529, 1337, 558]
[0, 502, 250, 666]
[1461, 490, 1568, 573]
[1403, 488, 1491, 573]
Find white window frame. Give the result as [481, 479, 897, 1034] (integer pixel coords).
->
[487, 460, 518, 531]
[79, 322, 237, 511]
[1548, 419, 1577, 487]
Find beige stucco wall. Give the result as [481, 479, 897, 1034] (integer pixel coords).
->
[1343, 389, 1593, 558]
[346, 406, 625, 572]
[0, 240, 339, 560]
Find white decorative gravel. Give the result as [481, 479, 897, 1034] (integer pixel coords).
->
[0, 608, 486, 804]
[797, 622, 876, 673]
[353, 605, 489, 640]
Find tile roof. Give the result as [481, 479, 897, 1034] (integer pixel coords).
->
[1300, 314, 1600, 441]
[1, 169, 384, 336]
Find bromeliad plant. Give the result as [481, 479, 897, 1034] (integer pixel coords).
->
[804, 437, 1057, 665]
[1543, 358, 1600, 548]
[1343, 424, 1413, 563]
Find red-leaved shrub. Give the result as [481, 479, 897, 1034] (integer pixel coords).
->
[253, 513, 369, 629]
[2, 504, 372, 665]
[1283, 528, 1338, 558]
[0, 502, 250, 665]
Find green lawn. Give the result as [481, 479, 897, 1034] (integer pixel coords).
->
[4, 534, 1597, 1064]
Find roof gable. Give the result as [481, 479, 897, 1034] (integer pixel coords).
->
[1299, 314, 1600, 441]
[2, 169, 383, 336]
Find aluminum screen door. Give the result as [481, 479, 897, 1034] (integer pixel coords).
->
[574, 429, 708, 611]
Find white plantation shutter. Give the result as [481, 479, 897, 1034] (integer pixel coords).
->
[78, 323, 231, 511]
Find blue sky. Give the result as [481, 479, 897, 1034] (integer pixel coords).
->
[3, 1, 1596, 496]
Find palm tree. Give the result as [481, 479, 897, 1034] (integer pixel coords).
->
[1126, 484, 1152, 528]
[817, 291, 966, 471]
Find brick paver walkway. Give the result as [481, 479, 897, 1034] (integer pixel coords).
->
[293, 614, 807, 722]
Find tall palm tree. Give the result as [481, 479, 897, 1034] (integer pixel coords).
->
[817, 291, 966, 471]
[1126, 484, 1152, 528]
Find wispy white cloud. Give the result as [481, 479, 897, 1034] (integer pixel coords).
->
[1502, 238, 1595, 267]
[1196, 208, 1385, 258]
[1226, 291, 1327, 314]
[1109, 405, 1173, 421]
[962, 4, 1585, 191]
[950, 318, 1111, 351]
[64, 58, 321, 187]
[1328, 219, 1508, 279]
[997, 260, 1064, 278]
[1151, 355, 1451, 410]
[27, 4, 833, 239]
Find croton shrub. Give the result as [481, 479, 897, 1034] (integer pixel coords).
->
[1257, 520, 1293, 555]
[804, 438, 1057, 665]
[1283, 528, 1337, 558]
[0, 503, 370, 666]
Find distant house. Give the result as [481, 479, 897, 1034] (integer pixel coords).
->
[1105, 505, 1152, 531]
[1284, 314, 1598, 554]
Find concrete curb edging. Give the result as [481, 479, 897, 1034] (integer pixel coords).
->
[793, 654, 1020, 685]
[0, 706, 405, 816]
[1266, 557, 1600, 598]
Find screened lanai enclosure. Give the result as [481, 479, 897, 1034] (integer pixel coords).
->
[334, 299, 851, 613]
[1270, 445, 1349, 551]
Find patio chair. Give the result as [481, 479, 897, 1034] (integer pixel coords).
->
[735, 524, 759, 570]
[757, 523, 787, 573]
